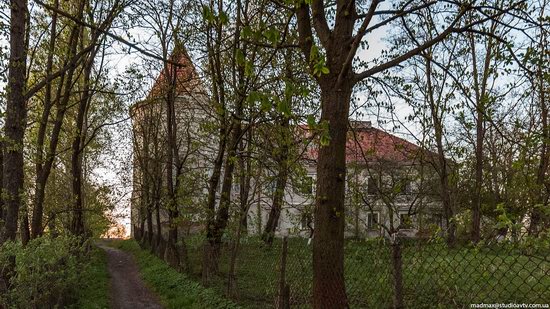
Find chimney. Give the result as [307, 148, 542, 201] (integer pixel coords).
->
[350, 120, 372, 130]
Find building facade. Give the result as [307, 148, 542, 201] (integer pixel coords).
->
[130, 51, 445, 241]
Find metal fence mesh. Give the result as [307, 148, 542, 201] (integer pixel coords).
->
[134, 227, 550, 308]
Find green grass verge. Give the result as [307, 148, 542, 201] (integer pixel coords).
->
[114, 239, 241, 309]
[183, 236, 550, 308]
[70, 246, 111, 309]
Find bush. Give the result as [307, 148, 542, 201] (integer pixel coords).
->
[0, 236, 87, 308]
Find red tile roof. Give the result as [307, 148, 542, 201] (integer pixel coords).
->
[148, 45, 204, 99]
[301, 121, 424, 164]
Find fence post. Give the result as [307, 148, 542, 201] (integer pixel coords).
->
[392, 235, 404, 309]
[227, 216, 245, 299]
[276, 237, 290, 309]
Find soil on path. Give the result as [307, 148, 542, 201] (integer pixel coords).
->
[97, 241, 164, 309]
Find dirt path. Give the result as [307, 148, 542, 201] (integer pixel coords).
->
[97, 242, 164, 309]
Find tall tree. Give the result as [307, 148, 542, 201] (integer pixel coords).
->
[29, 0, 87, 238]
[292, 0, 523, 306]
[527, 0, 550, 235]
[30, 0, 60, 238]
[0, 0, 28, 244]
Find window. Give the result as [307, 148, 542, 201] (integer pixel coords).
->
[300, 212, 313, 230]
[366, 212, 379, 230]
[399, 179, 411, 194]
[367, 177, 378, 195]
[399, 213, 413, 229]
[297, 176, 314, 195]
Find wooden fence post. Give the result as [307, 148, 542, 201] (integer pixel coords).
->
[392, 236, 404, 309]
[276, 237, 290, 309]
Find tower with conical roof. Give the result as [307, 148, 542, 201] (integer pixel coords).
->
[130, 45, 210, 239]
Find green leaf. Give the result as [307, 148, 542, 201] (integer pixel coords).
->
[264, 27, 280, 46]
[201, 6, 215, 24]
[307, 114, 316, 127]
[276, 99, 291, 117]
[241, 26, 254, 39]
[244, 61, 254, 77]
[235, 49, 245, 66]
[219, 11, 229, 25]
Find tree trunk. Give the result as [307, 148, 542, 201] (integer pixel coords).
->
[238, 134, 252, 234]
[262, 49, 294, 245]
[163, 62, 181, 269]
[207, 121, 242, 248]
[262, 134, 289, 245]
[155, 199, 162, 253]
[1, 0, 28, 244]
[70, 74, 90, 236]
[312, 82, 351, 309]
[32, 0, 83, 237]
[0, 140, 4, 222]
[425, 57, 456, 245]
[146, 207, 153, 245]
[201, 0, 229, 282]
[469, 30, 494, 243]
[204, 108, 244, 280]
[471, 112, 483, 243]
[202, 124, 227, 279]
[31, 0, 59, 238]
[530, 24, 549, 235]
[71, 36, 99, 236]
[21, 214, 30, 245]
[204, 0, 247, 269]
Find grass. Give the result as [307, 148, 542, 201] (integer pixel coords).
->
[182, 236, 550, 309]
[113, 239, 241, 309]
[68, 236, 550, 309]
[70, 246, 111, 309]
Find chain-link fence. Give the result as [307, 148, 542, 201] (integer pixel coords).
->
[134, 227, 550, 308]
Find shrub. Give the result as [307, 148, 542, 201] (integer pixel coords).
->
[0, 235, 87, 308]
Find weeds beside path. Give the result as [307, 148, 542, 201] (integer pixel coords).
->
[106, 239, 240, 309]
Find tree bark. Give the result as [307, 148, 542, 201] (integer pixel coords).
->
[155, 198, 162, 253]
[0, 140, 4, 222]
[70, 54, 95, 236]
[20, 214, 30, 245]
[163, 60, 181, 268]
[312, 83, 352, 309]
[530, 20, 549, 235]
[262, 122, 290, 245]
[1, 0, 28, 244]
[207, 120, 242, 248]
[238, 133, 252, 233]
[425, 56, 456, 245]
[31, 0, 84, 238]
[295, 2, 355, 307]
[469, 30, 494, 243]
[30, 0, 59, 238]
